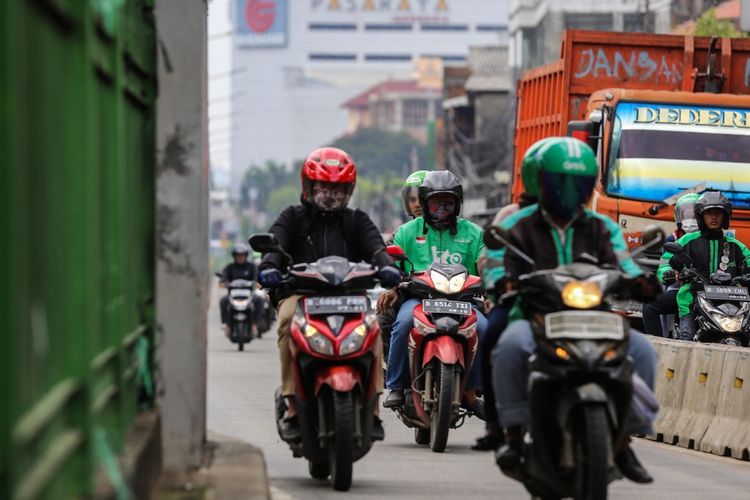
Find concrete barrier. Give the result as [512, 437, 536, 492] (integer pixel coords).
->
[699, 349, 750, 460]
[648, 339, 693, 445]
[672, 343, 730, 449]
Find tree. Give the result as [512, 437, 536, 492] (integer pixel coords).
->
[240, 160, 296, 210]
[694, 8, 744, 38]
[328, 128, 429, 178]
[266, 186, 299, 220]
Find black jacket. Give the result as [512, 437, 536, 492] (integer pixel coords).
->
[260, 205, 392, 272]
[221, 262, 258, 283]
[504, 206, 639, 283]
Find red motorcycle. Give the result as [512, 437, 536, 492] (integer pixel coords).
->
[386, 245, 483, 452]
[249, 234, 383, 491]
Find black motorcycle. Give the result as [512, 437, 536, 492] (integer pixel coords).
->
[485, 226, 660, 500]
[664, 242, 750, 346]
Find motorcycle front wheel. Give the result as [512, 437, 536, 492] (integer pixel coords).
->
[574, 404, 609, 500]
[329, 391, 354, 491]
[430, 363, 455, 453]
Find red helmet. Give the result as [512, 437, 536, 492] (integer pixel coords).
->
[301, 147, 357, 213]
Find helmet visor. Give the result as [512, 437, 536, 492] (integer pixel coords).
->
[540, 172, 596, 219]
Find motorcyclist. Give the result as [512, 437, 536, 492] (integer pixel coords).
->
[255, 147, 401, 439]
[491, 137, 658, 484]
[642, 193, 700, 336]
[219, 244, 261, 337]
[658, 192, 750, 341]
[380, 170, 431, 360]
[473, 137, 552, 451]
[379, 170, 487, 415]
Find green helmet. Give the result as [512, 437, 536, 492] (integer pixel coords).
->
[402, 170, 430, 217]
[537, 137, 598, 219]
[520, 138, 555, 198]
[673, 192, 700, 231]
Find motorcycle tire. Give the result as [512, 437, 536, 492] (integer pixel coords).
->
[308, 461, 329, 480]
[414, 427, 430, 445]
[329, 391, 354, 491]
[430, 363, 454, 453]
[237, 342, 244, 352]
[574, 405, 609, 500]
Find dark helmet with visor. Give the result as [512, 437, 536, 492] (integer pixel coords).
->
[694, 191, 732, 231]
[418, 170, 463, 230]
[537, 137, 598, 220]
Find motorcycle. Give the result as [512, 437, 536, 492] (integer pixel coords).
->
[253, 287, 274, 337]
[385, 245, 484, 453]
[249, 233, 384, 491]
[663, 242, 750, 346]
[216, 273, 256, 351]
[485, 226, 660, 499]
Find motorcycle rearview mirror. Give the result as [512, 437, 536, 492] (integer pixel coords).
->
[630, 225, 666, 258]
[386, 245, 408, 262]
[248, 233, 294, 265]
[663, 242, 684, 255]
[483, 226, 536, 266]
[214, 272, 222, 278]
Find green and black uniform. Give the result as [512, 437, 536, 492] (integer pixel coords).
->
[657, 231, 750, 317]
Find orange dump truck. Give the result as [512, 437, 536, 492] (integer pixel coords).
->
[513, 30, 750, 245]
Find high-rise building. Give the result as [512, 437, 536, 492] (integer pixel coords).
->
[228, 0, 508, 193]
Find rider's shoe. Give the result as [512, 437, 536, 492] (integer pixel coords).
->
[383, 389, 404, 408]
[462, 398, 487, 421]
[222, 324, 230, 337]
[615, 445, 653, 484]
[371, 416, 385, 441]
[472, 431, 504, 451]
[495, 426, 525, 481]
[279, 414, 301, 442]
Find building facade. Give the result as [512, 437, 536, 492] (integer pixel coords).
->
[227, 0, 509, 194]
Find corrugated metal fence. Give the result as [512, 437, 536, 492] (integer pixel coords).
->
[1, 1, 157, 498]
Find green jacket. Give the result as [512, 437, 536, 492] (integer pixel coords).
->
[393, 217, 484, 275]
[657, 231, 750, 317]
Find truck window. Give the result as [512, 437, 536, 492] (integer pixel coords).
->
[606, 102, 750, 209]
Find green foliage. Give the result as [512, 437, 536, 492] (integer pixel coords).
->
[328, 128, 429, 177]
[266, 185, 300, 219]
[240, 160, 296, 209]
[694, 8, 744, 38]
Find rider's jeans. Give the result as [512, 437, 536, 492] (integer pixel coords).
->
[679, 315, 698, 341]
[386, 298, 487, 391]
[491, 320, 658, 435]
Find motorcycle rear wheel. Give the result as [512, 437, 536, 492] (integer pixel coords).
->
[237, 342, 244, 351]
[430, 363, 454, 453]
[574, 405, 609, 500]
[308, 461, 329, 480]
[329, 391, 354, 491]
[414, 427, 430, 445]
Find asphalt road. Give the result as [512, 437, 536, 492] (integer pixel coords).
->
[206, 286, 750, 499]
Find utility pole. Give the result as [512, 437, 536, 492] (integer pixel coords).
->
[643, 0, 651, 33]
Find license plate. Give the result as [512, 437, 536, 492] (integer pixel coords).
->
[704, 285, 750, 301]
[305, 296, 368, 314]
[234, 313, 247, 321]
[422, 299, 472, 316]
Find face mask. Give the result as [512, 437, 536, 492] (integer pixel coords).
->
[427, 197, 456, 222]
[681, 218, 699, 233]
[312, 185, 348, 212]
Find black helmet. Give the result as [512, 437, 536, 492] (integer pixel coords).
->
[418, 170, 463, 230]
[232, 243, 250, 257]
[694, 192, 732, 231]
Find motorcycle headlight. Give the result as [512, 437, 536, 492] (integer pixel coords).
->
[430, 270, 450, 294]
[449, 273, 467, 293]
[339, 323, 368, 356]
[561, 280, 602, 309]
[231, 298, 249, 311]
[711, 313, 743, 333]
[414, 316, 433, 335]
[303, 324, 334, 356]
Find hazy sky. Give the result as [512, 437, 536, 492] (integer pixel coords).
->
[208, 0, 234, 174]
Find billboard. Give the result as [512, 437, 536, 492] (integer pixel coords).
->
[236, 0, 288, 48]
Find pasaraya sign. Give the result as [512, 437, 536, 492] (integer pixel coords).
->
[236, 0, 288, 48]
[310, 0, 450, 13]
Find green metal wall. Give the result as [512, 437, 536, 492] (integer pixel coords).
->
[1, 1, 156, 498]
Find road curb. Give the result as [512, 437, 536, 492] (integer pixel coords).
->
[203, 431, 271, 500]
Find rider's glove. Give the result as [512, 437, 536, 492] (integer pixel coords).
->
[377, 265, 402, 288]
[669, 253, 690, 271]
[258, 268, 283, 289]
[662, 268, 677, 285]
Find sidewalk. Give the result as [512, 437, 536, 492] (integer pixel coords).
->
[159, 431, 271, 500]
